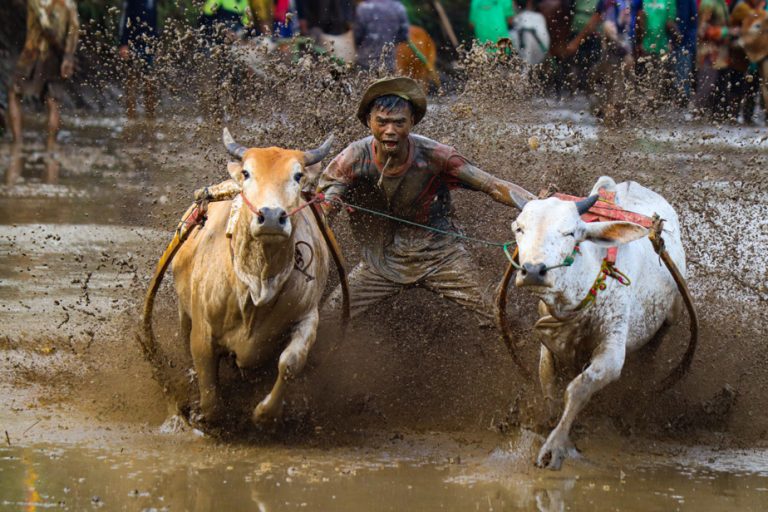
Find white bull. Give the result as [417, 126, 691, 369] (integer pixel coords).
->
[512, 176, 686, 469]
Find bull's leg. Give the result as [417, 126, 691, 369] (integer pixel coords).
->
[252, 309, 319, 426]
[537, 338, 626, 470]
[160, 307, 195, 432]
[190, 320, 222, 424]
[539, 345, 560, 424]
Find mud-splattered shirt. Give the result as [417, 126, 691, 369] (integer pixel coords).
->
[20, 0, 79, 61]
[318, 134, 529, 283]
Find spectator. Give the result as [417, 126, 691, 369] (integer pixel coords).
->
[200, 0, 253, 39]
[564, 0, 604, 91]
[469, 0, 516, 45]
[729, 0, 765, 123]
[354, 0, 410, 71]
[7, 0, 79, 152]
[273, 0, 296, 37]
[695, 0, 732, 118]
[510, 0, 551, 65]
[637, 0, 680, 99]
[673, 0, 697, 105]
[296, 0, 355, 37]
[590, 0, 640, 121]
[118, 0, 158, 119]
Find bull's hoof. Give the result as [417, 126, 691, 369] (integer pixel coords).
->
[159, 414, 191, 434]
[252, 395, 284, 427]
[536, 437, 580, 470]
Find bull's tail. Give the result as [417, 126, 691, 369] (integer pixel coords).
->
[650, 215, 699, 391]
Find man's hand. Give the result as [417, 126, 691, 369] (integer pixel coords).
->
[118, 45, 130, 60]
[60, 55, 74, 79]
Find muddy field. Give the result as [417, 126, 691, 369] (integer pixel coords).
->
[1, 45, 768, 510]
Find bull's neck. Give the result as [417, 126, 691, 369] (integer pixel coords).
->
[231, 213, 297, 308]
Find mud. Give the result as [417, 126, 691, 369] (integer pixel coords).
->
[1, 34, 767, 509]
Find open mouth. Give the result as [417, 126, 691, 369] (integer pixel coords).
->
[382, 141, 398, 150]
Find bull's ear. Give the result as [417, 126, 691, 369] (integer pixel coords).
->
[301, 161, 323, 189]
[578, 221, 648, 247]
[228, 161, 244, 183]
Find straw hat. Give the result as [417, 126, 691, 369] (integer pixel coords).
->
[356, 76, 427, 127]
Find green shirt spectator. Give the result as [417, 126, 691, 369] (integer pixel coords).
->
[470, 0, 515, 43]
[642, 0, 677, 54]
[572, 0, 600, 33]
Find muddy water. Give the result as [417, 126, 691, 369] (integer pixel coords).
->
[1, 434, 767, 511]
[2, 89, 768, 509]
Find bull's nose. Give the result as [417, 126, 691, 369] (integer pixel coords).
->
[257, 207, 287, 227]
[520, 262, 548, 286]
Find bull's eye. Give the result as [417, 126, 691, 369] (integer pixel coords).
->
[515, 227, 523, 234]
[242, 169, 251, 180]
[293, 172, 303, 183]
[564, 232, 574, 237]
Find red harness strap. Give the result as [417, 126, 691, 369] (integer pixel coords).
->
[554, 189, 653, 265]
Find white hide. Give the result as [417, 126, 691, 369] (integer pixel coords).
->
[513, 176, 686, 470]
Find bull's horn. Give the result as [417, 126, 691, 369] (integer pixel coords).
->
[223, 127, 247, 160]
[575, 194, 599, 215]
[303, 134, 334, 166]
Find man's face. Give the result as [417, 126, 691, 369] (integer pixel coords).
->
[368, 105, 414, 157]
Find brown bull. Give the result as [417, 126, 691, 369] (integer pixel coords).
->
[396, 26, 439, 88]
[172, 129, 332, 427]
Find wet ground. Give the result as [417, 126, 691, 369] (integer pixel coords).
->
[1, 99, 767, 510]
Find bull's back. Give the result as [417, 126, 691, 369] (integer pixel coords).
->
[172, 201, 233, 316]
[615, 181, 685, 275]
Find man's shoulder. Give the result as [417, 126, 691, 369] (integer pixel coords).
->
[410, 134, 461, 167]
[411, 133, 455, 153]
[331, 136, 373, 167]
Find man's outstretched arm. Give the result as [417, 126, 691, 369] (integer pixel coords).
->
[447, 155, 536, 209]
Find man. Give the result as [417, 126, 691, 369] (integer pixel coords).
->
[636, 0, 680, 101]
[729, 0, 765, 123]
[7, 0, 79, 151]
[590, 0, 641, 122]
[564, 0, 604, 91]
[354, 0, 410, 71]
[695, 0, 733, 119]
[469, 0, 516, 45]
[296, 0, 355, 37]
[673, 0, 697, 105]
[200, 0, 254, 38]
[118, 0, 158, 119]
[317, 77, 535, 323]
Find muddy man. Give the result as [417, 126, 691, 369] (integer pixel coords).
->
[8, 0, 79, 150]
[317, 77, 535, 322]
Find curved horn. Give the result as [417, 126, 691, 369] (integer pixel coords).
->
[575, 194, 599, 216]
[303, 134, 334, 166]
[222, 127, 247, 160]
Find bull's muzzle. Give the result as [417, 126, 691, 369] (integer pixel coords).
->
[253, 206, 290, 238]
[518, 262, 550, 287]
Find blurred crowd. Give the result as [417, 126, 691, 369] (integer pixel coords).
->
[5, 0, 768, 141]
